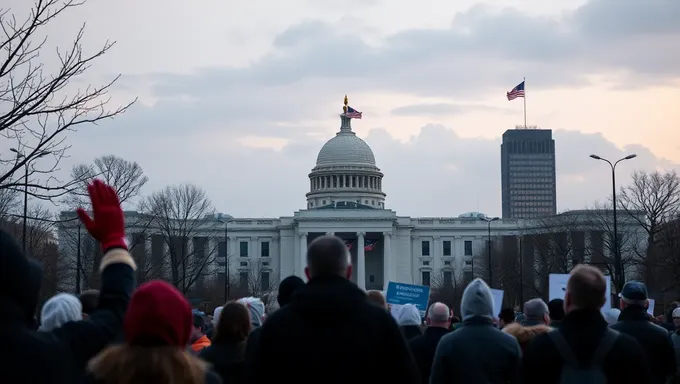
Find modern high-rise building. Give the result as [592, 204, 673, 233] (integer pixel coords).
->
[501, 128, 557, 219]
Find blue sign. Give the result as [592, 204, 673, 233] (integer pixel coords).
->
[385, 281, 431, 315]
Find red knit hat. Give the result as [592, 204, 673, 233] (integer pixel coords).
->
[123, 280, 192, 347]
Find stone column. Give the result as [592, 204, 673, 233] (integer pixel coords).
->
[357, 232, 366, 290]
[326, 231, 334, 236]
[250, 236, 258, 258]
[383, 231, 392, 290]
[271, 235, 279, 279]
[300, 232, 308, 280]
[432, 235, 440, 272]
[411, 235, 419, 284]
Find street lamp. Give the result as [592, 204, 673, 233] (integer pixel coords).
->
[480, 216, 499, 286]
[10, 148, 50, 254]
[589, 153, 637, 292]
[217, 213, 232, 302]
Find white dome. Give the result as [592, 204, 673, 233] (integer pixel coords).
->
[316, 133, 376, 166]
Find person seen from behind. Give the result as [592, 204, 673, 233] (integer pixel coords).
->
[503, 298, 552, 354]
[87, 280, 221, 384]
[0, 179, 137, 384]
[498, 307, 516, 329]
[366, 290, 388, 310]
[248, 235, 420, 384]
[79, 289, 100, 319]
[237, 296, 265, 330]
[430, 278, 522, 384]
[408, 302, 451, 384]
[610, 281, 676, 384]
[523, 265, 651, 383]
[38, 293, 83, 332]
[200, 301, 251, 384]
[191, 313, 212, 353]
[547, 298, 565, 328]
[397, 303, 423, 340]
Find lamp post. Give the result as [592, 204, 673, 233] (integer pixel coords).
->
[589, 153, 637, 292]
[10, 148, 50, 254]
[217, 214, 232, 302]
[480, 216, 499, 286]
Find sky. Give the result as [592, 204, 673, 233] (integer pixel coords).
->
[5, 0, 680, 218]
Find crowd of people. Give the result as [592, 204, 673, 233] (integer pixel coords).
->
[2, 178, 680, 383]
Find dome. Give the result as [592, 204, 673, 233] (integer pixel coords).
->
[316, 133, 376, 166]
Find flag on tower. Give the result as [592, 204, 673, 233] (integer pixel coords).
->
[345, 106, 362, 119]
[506, 81, 525, 101]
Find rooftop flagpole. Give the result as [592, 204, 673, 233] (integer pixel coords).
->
[523, 77, 527, 128]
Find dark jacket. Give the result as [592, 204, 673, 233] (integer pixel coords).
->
[610, 305, 676, 384]
[0, 235, 136, 384]
[247, 274, 420, 384]
[244, 325, 262, 364]
[408, 326, 450, 384]
[401, 325, 423, 341]
[523, 308, 652, 384]
[200, 343, 246, 384]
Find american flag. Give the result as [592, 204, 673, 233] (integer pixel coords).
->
[344, 240, 354, 250]
[345, 106, 362, 119]
[364, 240, 378, 252]
[506, 81, 525, 101]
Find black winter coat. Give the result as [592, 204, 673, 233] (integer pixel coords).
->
[523, 308, 652, 384]
[408, 326, 450, 384]
[247, 274, 420, 384]
[0, 234, 135, 384]
[610, 305, 677, 384]
[200, 342, 246, 384]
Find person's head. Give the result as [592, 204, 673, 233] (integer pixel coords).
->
[78, 289, 100, 319]
[564, 265, 607, 313]
[426, 302, 452, 328]
[618, 281, 649, 310]
[277, 275, 305, 307]
[396, 304, 422, 327]
[236, 297, 265, 328]
[523, 298, 550, 325]
[498, 307, 516, 328]
[191, 313, 206, 341]
[460, 278, 494, 321]
[88, 280, 207, 384]
[212, 301, 251, 345]
[366, 290, 388, 310]
[212, 306, 223, 328]
[0, 230, 43, 324]
[547, 298, 565, 321]
[672, 308, 680, 329]
[38, 293, 83, 332]
[604, 308, 621, 325]
[305, 235, 352, 280]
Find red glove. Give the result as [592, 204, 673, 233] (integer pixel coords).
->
[76, 179, 127, 252]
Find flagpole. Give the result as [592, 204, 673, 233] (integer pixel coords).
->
[523, 77, 527, 128]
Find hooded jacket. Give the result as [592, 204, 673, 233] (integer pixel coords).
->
[396, 303, 423, 341]
[39, 293, 83, 332]
[0, 230, 137, 384]
[237, 297, 265, 328]
[430, 278, 522, 384]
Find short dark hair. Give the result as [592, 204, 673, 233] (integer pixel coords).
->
[79, 289, 100, 315]
[547, 298, 565, 321]
[568, 265, 606, 310]
[193, 313, 205, 331]
[306, 235, 350, 278]
[277, 275, 305, 307]
[499, 307, 515, 323]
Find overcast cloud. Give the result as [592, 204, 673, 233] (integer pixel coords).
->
[5, 0, 680, 218]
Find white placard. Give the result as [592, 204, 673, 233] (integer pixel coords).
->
[549, 273, 611, 313]
[490, 289, 504, 319]
[648, 299, 655, 315]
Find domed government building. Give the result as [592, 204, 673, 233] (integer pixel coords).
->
[58, 97, 644, 296]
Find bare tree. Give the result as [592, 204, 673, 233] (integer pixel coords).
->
[654, 215, 680, 297]
[429, 270, 465, 315]
[231, 263, 279, 312]
[0, 188, 18, 219]
[141, 184, 217, 294]
[66, 155, 148, 208]
[618, 170, 680, 291]
[0, 0, 135, 201]
[475, 236, 522, 306]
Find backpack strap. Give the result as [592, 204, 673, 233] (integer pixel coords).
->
[548, 330, 580, 368]
[591, 328, 619, 367]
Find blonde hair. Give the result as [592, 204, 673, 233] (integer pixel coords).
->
[88, 344, 207, 384]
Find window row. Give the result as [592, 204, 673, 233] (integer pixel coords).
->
[218, 240, 271, 258]
[420, 240, 473, 256]
[310, 174, 382, 191]
[419, 270, 453, 287]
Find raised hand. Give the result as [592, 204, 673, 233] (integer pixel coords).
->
[76, 179, 127, 252]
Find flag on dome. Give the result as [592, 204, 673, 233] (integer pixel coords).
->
[345, 106, 362, 119]
[364, 240, 378, 251]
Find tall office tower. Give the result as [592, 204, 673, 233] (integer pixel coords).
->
[501, 128, 557, 219]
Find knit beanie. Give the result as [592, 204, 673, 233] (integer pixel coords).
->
[39, 293, 83, 332]
[123, 280, 192, 347]
[237, 297, 265, 327]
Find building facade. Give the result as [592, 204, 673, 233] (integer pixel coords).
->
[58, 111, 644, 296]
[501, 128, 557, 219]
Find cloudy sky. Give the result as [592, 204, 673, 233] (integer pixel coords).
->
[8, 0, 680, 218]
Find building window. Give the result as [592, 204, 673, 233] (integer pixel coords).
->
[239, 271, 248, 288]
[239, 241, 248, 257]
[218, 241, 227, 262]
[260, 271, 270, 291]
[422, 271, 431, 287]
[369, 275, 375, 283]
[239, 262, 248, 267]
[443, 260, 451, 266]
[422, 260, 430, 266]
[443, 240, 452, 256]
[464, 240, 473, 256]
[261, 241, 270, 257]
[421, 241, 430, 256]
[443, 271, 452, 286]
